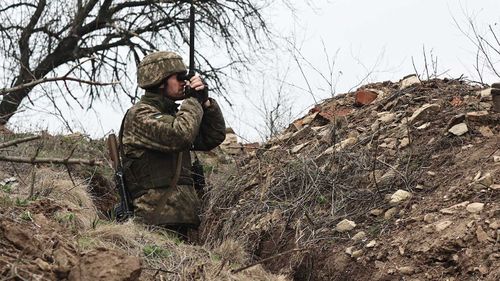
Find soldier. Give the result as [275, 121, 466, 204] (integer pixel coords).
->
[119, 51, 226, 238]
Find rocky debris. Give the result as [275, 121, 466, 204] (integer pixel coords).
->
[477, 173, 494, 187]
[408, 103, 440, 124]
[397, 266, 416, 275]
[336, 219, 357, 232]
[389, 190, 412, 205]
[365, 240, 377, 248]
[384, 207, 398, 220]
[440, 201, 469, 214]
[68, 248, 142, 281]
[220, 128, 243, 155]
[478, 88, 492, 100]
[466, 202, 485, 213]
[400, 74, 421, 89]
[377, 112, 397, 123]
[201, 77, 500, 281]
[352, 231, 367, 241]
[370, 209, 384, 216]
[434, 220, 453, 232]
[354, 89, 378, 106]
[351, 249, 364, 258]
[448, 123, 468, 136]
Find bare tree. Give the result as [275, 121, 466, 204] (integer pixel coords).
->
[0, 0, 272, 125]
[453, 14, 500, 83]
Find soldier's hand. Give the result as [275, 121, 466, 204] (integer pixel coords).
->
[187, 75, 209, 105]
[189, 75, 206, 91]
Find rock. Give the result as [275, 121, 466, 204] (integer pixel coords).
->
[477, 88, 492, 100]
[366, 240, 377, 248]
[435, 220, 453, 232]
[351, 250, 363, 258]
[466, 203, 485, 213]
[345, 246, 354, 255]
[370, 209, 384, 216]
[377, 170, 397, 187]
[448, 123, 468, 136]
[352, 231, 367, 241]
[35, 258, 52, 271]
[493, 156, 500, 163]
[476, 226, 490, 242]
[489, 221, 499, 230]
[336, 219, 356, 232]
[399, 137, 410, 148]
[291, 143, 308, 154]
[477, 173, 493, 187]
[491, 184, 500, 190]
[466, 111, 489, 121]
[379, 138, 397, 149]
[416, 122, 431, 130]
[336, 137, 358, 151]
[400, 74, 421, 89]
[377, 112, 397, 123]
[423, 213, 438, 223]
[447, 114, 466, 129]
[389, 190, 412, 205]
[0, 177, 17, 186]
[415, 184, 426, 190]
[408, 104, 440, 124]
[68, 248, 141, 281]
[384, 207, 398, 220]
[440, 201, 469, 214]
[478, 126, 494, 137]
[354, 89, 378, 106]
[398, 266, 416, 275]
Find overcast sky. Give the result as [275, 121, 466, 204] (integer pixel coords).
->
[10, 0, 500, 141]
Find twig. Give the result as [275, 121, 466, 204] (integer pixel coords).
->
[0, 76, 120, 95]
[0, 135, 41, 149]
[145, 267, 178, 276]
[0, 155, 102, 166]
[28, 165, 37, 199]
[231, 248, 307, 274]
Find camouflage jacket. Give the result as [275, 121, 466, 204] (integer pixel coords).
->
[119, 91, 225, 226]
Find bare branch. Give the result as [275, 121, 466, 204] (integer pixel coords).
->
[0, 135, 41, 149]
[0, 155, 102, 166]
[1, 76, 120, 95]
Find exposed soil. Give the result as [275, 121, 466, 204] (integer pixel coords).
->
[0, 77, 498, 280]
[202, 77, 500, 280]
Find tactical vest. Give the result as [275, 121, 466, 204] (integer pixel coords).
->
[123, 149, 193, 199]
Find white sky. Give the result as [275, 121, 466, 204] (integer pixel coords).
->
[9, 0, 500, 142]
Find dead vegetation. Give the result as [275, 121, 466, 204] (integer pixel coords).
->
[0, 76, 499, 281]
[202, 77, 500, 280]
[0, 133, 287, 280]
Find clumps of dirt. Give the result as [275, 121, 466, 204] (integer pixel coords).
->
[202, 77, 500, 280]
[0, 136, 287, 280]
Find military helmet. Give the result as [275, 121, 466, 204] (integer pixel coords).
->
[137, 51, 187, 89]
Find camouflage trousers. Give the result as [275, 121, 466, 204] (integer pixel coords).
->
[133, 184, 201, 227]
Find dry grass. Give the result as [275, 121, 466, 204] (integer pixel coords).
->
[0, 133, 286, 281]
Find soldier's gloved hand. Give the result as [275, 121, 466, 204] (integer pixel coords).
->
[187, 75, 209, 104]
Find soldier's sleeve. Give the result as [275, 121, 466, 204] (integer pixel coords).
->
[123, 97, 204, 152]
[192, 98, 226, 151]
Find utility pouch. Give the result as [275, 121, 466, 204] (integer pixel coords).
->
[191, 153, 205, 191]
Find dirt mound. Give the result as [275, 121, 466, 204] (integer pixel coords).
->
[202, 77, 499, 280]
[0, 134, 286, 280]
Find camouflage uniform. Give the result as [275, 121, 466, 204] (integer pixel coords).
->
[119, 51, 225, 227]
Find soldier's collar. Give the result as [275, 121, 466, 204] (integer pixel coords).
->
[141, 91, 179, 113]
